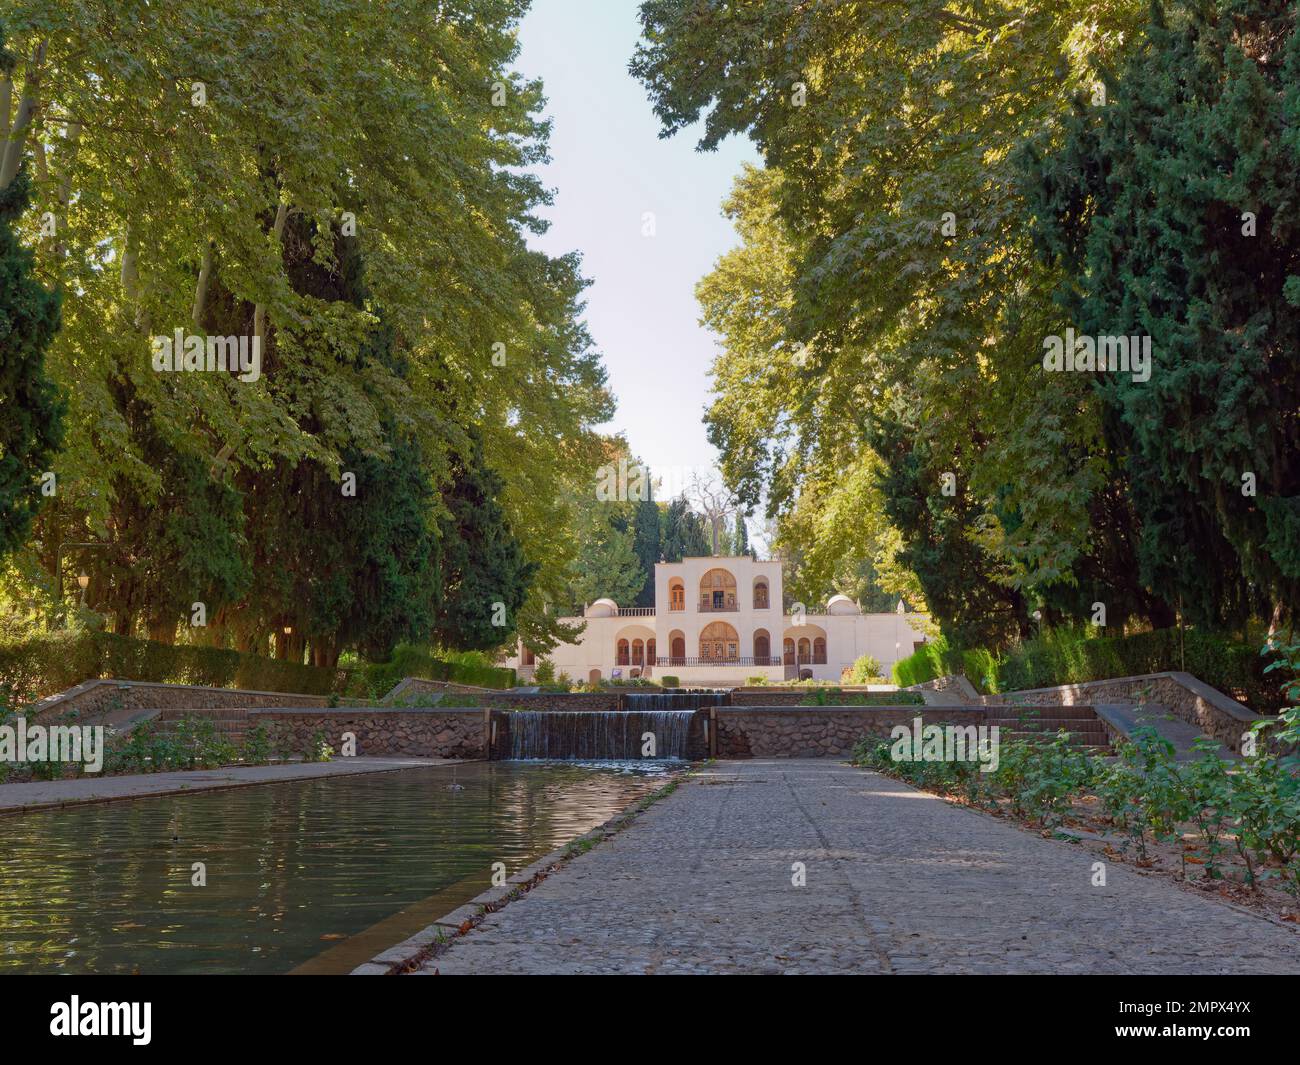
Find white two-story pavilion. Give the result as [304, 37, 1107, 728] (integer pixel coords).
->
[507, 555, 929, 687]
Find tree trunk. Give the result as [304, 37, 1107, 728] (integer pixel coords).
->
[0, 40, 47, 189]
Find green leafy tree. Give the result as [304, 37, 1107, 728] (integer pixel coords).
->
[1021, 0, 1300, 629]
[634, 0, 1152, 647]
[0, 25, 63, 559]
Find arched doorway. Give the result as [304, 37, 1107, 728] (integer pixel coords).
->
[813, 636, 827, 664]
[588, 669, 601, 684]
[669, 578, 685, 611]
[700, 621, 739, 660]
[616, 639, 630, 666]
[783, 637, 795, 665]
[752, 578, 769, 609]
[669, 631, 686, 661]
[753, 629, 771, 661]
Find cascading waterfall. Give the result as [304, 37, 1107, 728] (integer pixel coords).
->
[507, 710, 697, 760]
[622, 690, 729, 712]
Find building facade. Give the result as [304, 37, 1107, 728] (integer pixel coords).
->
[507, 555, 929, 687]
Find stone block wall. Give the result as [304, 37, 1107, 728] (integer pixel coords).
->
[979, 671, 1260, 753]
[248, 708, 488, 759]
[31, 678, 327, 727]
[714, 706, 989, 759]
[389, 680, 616, 712]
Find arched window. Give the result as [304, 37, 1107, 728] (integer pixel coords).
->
[753, 629, 770, 661]
[813, 637, 827, 664]
[699, 621, 739, 660]
[647, 638, 656, 664]
[521, 646, 535, 666]
[616, 639, 630, 666]
[669, 579, 685, 611]
[670, 633, 686, 660]
[798, 637, 811, 661]
[753, 578, 769, 609]
[698, 568, 737, 611]
[632, 639, 644, 666]
[783, 638, 795, 664]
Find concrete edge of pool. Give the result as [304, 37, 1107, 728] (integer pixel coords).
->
[0, 756, 460, 816]
[350, 768, 693, 975]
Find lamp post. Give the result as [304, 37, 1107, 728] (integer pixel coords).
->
[77, 572, 89, 609]
[49, 540, 109, 628]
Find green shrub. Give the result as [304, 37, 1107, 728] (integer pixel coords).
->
[847, 654, 883, 683]
[802, 689, 924, 706]
[345, 643, 514, 699]
[892, 626, 1270, 708]
[891, 636, 964, 687]
[241, 724, 272, 766]
[660, 675, 680, 688]
[0, 631, 516, 706]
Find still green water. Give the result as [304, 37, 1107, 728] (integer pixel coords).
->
[0, 761, 671, 974]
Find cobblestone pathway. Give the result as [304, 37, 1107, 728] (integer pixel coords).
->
[421, 759, 1300, 975]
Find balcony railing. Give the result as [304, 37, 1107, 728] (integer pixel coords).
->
[698, 601, 738, 612]
[656, 656, 784, 668]
[616, 606, 656, 616]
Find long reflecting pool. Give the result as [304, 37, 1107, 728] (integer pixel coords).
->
[0, 761, 673, 974]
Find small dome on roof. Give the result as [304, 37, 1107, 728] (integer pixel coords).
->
[587, 598, 619, 618]
[826, 594, 860, 615]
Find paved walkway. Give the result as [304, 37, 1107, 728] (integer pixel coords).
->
[1095, 703, 1239, 761]
[420, 759, 1300, 974]
[0, 757, 450, 815]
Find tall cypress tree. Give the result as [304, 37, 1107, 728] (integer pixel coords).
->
[434, 430, 536, 652]
[660, 497, 710, 562]
[0, 30, 65, 558]
[630, 490, 661, 606]
[1021, 0, 1300, 628]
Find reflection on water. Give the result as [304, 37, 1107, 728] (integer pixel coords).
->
[0, 761, 671, 974]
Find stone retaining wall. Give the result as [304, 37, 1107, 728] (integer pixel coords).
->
[248, 707, 488, 759]
[31, 678, 327, 726]
[714, 706, 990, 759]
[979, 672, 1261, 753]
[388, 680, 615, 712]
[906, 674, 981, 702]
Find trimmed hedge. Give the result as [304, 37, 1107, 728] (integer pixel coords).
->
[0, 631, 515, 707]
[346, 644, 515, 700]
[892, 627, 1276, 710]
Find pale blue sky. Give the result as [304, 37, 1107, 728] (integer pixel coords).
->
[515, 0, 759, 482]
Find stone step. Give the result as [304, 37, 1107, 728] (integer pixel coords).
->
[986, 719, 1108, 734]
[156, 707, 251, 723]
[999, 731, 1110, 750]
[982, 704, 1103, 720]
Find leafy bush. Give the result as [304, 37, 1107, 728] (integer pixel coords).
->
[891, 636, 964, 687]
[0, 630, 344, 703]
[0, 631, 516, 707]
[891, 626, 1271, 708]
[660, 675, 680, 688]
[855, 707, 1300, 895]
[847, 654, 883, 683]
[803, 688, 924, 706]
[242, 723, 272, 766]
[346, 643, 513, 698]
